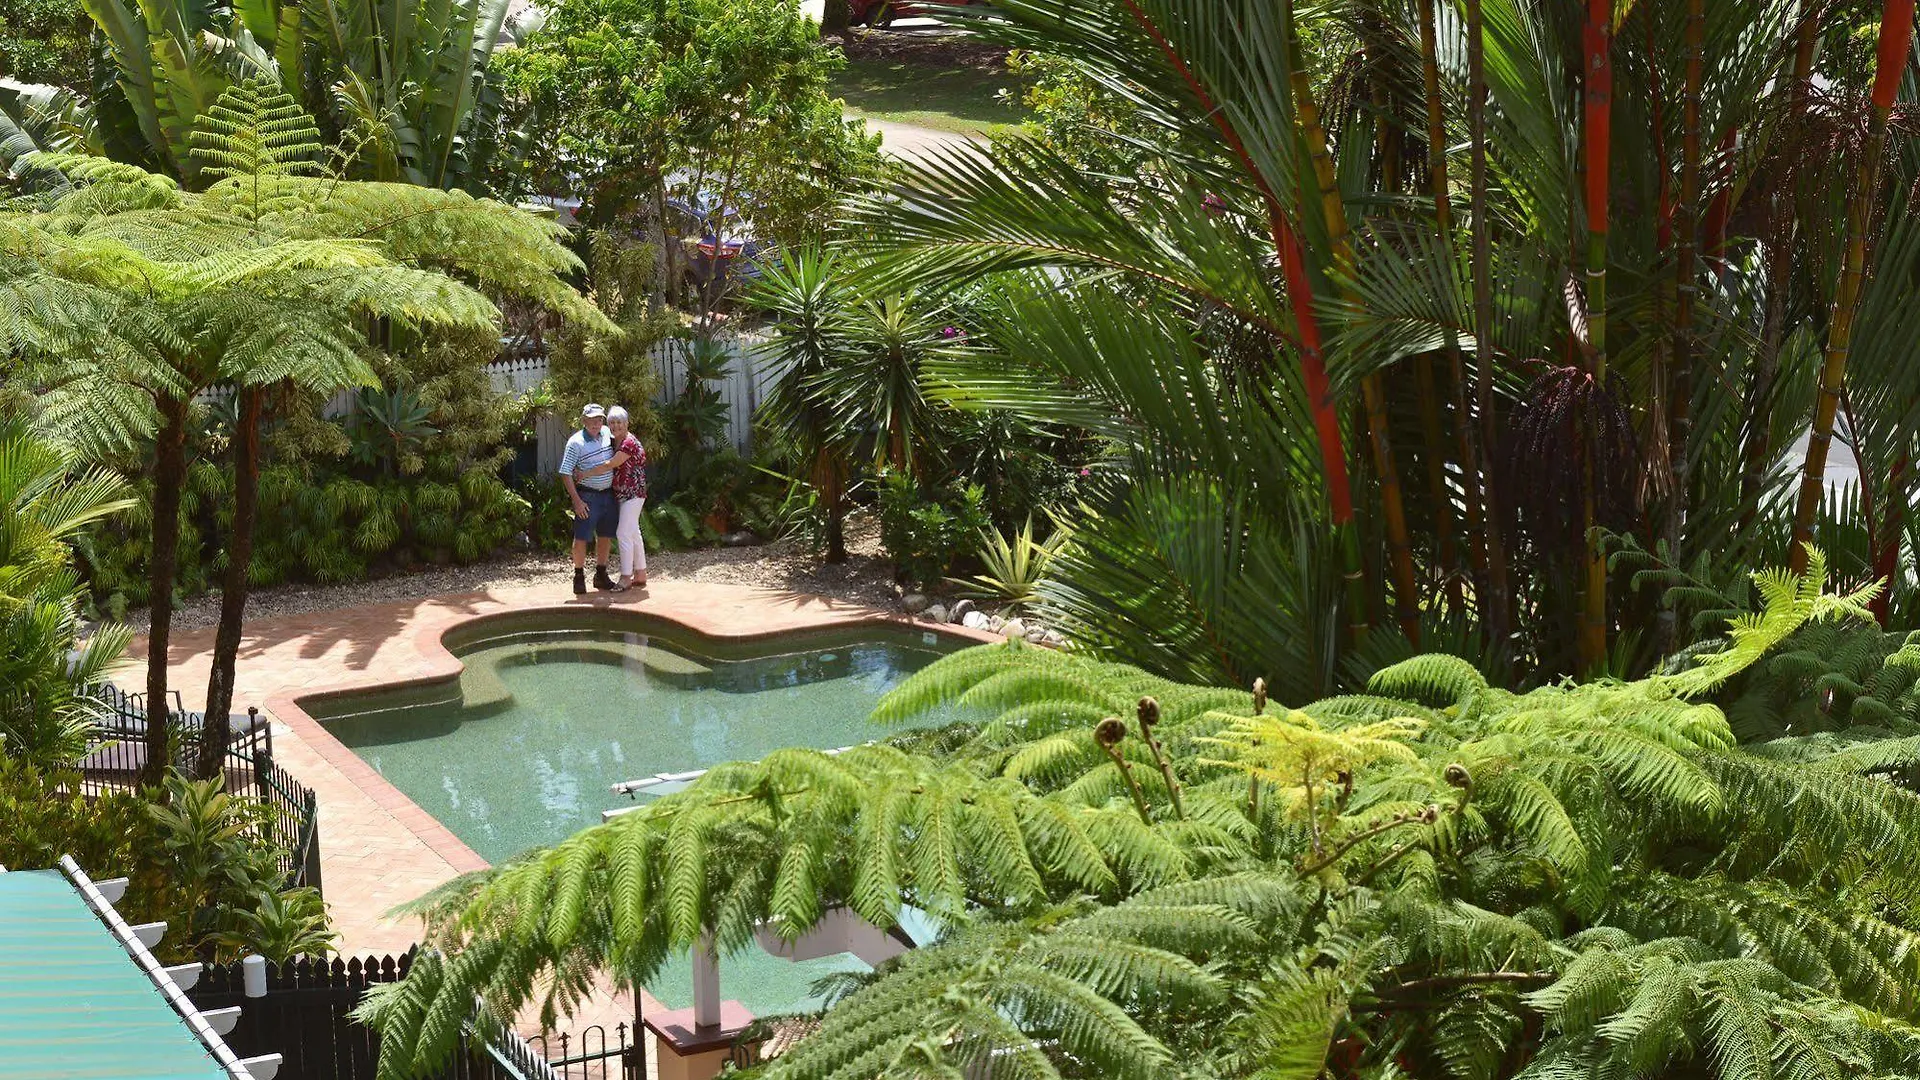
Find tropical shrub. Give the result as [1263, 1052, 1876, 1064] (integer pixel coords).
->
[0, 0, 520, 190]
[358, 552, 1920, 1078]
[493, 0, 883, 241]
[0, 0, 89, 83]
[876, 469, 988, 589]
[543, 232, 673, 448]
[0, 761, 332, 963]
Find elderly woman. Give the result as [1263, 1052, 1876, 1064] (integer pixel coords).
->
[605, 406, 648, 590]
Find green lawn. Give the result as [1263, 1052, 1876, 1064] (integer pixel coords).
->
[831, 57, 1028, 136]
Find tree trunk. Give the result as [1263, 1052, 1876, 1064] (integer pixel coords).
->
[821, 0, 852, 33]
[815, 445, 848, 563]
[1288, 31, 1421, 643]
[1373, 30, 1459, 612]
[1790, 0, 1915, 573]
[199, 387, 263, 785]
[1577, 0, 1614, 673]
[1466, 0, 1513, 650]
[141, 397, 190, 788]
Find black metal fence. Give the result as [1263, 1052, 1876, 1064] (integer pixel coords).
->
[81, 684, 322, 891]
[191, 951, 568, 1080]
[525, 1024, 640, 1080]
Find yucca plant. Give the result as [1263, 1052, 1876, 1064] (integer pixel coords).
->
[946, 515, 1073, 613]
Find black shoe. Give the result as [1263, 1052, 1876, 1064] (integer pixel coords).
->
[573, 568, 587, 595]
[593, 565, 617, 591]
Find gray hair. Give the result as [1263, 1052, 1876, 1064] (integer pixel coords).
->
[607, 405, 630, 422]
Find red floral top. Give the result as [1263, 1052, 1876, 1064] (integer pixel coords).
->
[612, 434, 647, 501]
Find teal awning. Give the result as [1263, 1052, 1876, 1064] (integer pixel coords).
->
[0, 870, 232, 1080]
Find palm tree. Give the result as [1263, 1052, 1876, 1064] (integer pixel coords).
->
[818, 0, 1920, 684]
[5, 79, 605, 781]
[0, 413, 136, 768]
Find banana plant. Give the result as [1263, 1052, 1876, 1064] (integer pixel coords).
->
[5, 0, 514, 190]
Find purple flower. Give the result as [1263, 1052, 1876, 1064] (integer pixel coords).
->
[941, 325, 961, 339]
[1079, 467, 1091, 478]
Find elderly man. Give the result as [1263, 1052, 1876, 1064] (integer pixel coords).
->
[559, 402, 619, 594]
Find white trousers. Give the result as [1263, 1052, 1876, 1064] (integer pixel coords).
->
[617, 496, 647, 577]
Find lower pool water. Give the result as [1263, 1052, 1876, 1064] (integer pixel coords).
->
[307, 614, 960, 1017]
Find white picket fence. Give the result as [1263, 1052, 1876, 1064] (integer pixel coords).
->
[192, 332, 781, 475]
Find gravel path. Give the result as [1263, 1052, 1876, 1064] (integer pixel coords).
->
[131, 512, 902, 634]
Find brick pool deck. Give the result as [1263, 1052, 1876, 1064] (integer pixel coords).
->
[130, 581, 995, 957]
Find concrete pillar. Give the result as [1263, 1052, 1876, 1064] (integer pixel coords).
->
[691, 933, 720, 1029]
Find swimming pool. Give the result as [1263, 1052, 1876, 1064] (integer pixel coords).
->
[304, 612, 962, 1015]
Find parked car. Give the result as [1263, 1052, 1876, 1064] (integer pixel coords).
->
[847, 0, 982, 27]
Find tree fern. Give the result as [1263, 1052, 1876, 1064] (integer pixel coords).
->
[360, 553, 1920, 1079]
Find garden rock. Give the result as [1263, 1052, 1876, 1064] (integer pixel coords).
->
[1002, 618, 1026, 640]
[902, 592, 931, 614]
[924, 603, 949, 624]
[1027, 624, 1051, 643]
[987, 615, 1006, 633]
[949, 598, 976, 622]
[961, 610, 991, 631]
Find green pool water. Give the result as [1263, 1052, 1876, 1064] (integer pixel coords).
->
[307, 613, 960, 1016]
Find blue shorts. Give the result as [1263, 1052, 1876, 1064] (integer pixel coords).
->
[573, 488, 619, 541]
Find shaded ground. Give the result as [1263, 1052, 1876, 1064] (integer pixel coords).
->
[832, 53, 1027, 136]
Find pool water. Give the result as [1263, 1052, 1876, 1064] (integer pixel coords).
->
[307, 616, 960, 1015]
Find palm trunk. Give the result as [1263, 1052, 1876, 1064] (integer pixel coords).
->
[1873, 454, 1907, 623]
[1275, 215, 1369, 639]
[1466, 0, 1513, 649]
[1288, 26, 1421, 643]
[1740, 15, 1818, 530]
[1420, 0, 1486, 611]
[1116, 0, 1369, 636]
[1790, 0, 1915, 573]
[141, 397, 189, 788]
[1373, 35, 1459, 612]
[1577, 0, 1614, 672]
[199, 387, 263, 784]
[1669, 0, 1704, 565]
